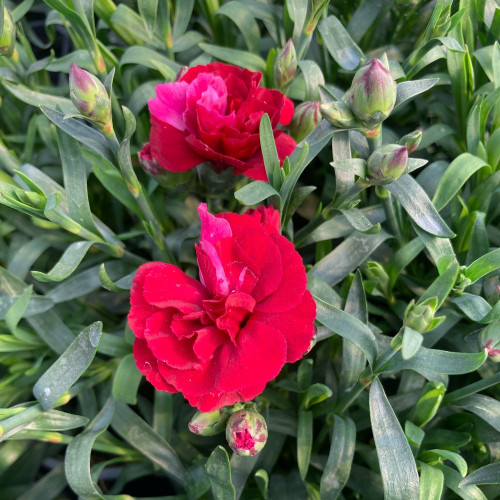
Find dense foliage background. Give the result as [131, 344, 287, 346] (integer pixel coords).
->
[0, 0, 499, 499]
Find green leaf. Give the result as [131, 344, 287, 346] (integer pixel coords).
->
[173, 0, 195, 40]
[318, 15, 364, 71]
[234, 181, 280, 206]
[465, 248, 500, 284]
[320, 415, 356, 499]
[198, 43, 266, 72]
[216, 2, 260, 53]
[64, 397, 114, 500]
[112, 354, 142, 405]
[303, 383, 332, 409]
[413, 225, 456, 274]
[33, 322, 102, 410]
[454, 394, 500, 432]
[17, 465, 67, 500]
[437, 464, 487, 500]
[310, 230, 390, 285]
[432, 153, 490, 211]
[31, 241, 93, 283]
[297, 410, 313, 481]
[120, 46, 180, 75]
[138, 0, 158, 38]
[314, 296, 377, 366]
[259, 113, 280, 186]
[419, 462, 444, 500]
[339, 271, 367, 391]
[205, 446, 236, 500]
[41, 107, 113, 162]
[369, 378, 420, 500]
[451, 294, 491, 322]
[385, 346, 487, 375]
[98, 263, 131, 293]
[417, 260, 459, 307]
[386, 175, 455, 238]
[460, 463, 500, 486]
[420, 449, 467, 477]
[5, 285, 33, 335]
[402, 327, 423, 360]
[111, 401, 185, 483]
[393, 79, 439, 112]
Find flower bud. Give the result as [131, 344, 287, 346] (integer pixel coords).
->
[274, 39, 297, 89]
[304, 0, 330, 35]
[225, 409, 267, 456]
[69, 64, 112, 133]
[0, 7, 16, 57]
[365, 261, 390, 297]
[289, 101, 321, 142]
[479, 321, 500, 362]
[403, 297, 439, 334]
[320, 101, 360, 129]
[189, 409, 228, 436]
[366, 144, 408, 184]
[139, 143, 162, 176]
[399, 130, 422, 154]
[349, 58, 397, 129]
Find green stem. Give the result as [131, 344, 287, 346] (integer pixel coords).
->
[107, 132, 175, 264]
[0, 404, 44, 439]
[335, 380, 369, 414]
[367, 131, 383, 154]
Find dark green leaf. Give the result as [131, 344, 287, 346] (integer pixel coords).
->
[297, 410, 313, 481]
[112, 354, 142, 405]
[205, 446, 236, 500]
[369, 378, 419, 500]
[33, 322, 102, 410]
[320, 415, 356, 499]
[460, 463, 500, 486]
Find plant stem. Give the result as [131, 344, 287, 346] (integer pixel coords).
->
[382, 192, 403, 243]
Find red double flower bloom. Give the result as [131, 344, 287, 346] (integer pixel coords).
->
[128, 204, 316, 411]
[141, 63, 296, 181]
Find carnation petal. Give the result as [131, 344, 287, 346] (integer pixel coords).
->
[149, 81, 188, 131]
[142, 262, 209, 309]
[255, 232, 307, 313]
[150, 117, 204, 172]
[215, 318, 287, 392]
[144, 311, 201, 369]
[133, 339, 177, 392]
[279, 95, 295, 125]
[254, 290, 316, 363]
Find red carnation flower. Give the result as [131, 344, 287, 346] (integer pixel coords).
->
[128, 204, 316, 412]
[142, 63, 296, 182]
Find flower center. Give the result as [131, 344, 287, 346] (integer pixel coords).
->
[234, 429, 255, 451]
[203, 291, 256, 342]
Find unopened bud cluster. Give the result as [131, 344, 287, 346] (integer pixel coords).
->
[321, 57, 397, 135]
[69, 64, 113, 134]
[188, 405, 268, 457]
[404, 297, 443, 334]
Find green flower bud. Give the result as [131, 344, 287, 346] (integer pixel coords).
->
[409, 381, 446, 427]
[226, 409, 268, 456]
[320, 101, 360, 129]
[365, 261, 390, 297]
[479, 321, 500, 362]
[0, 7, 16, 57]
[404, 297, 439, 334]
[274, 39, 297, 89]
[349, 58, 397, 129]
[399, 130, 422, 154]
[366, 144, 408, 184]
[289, 101, 321, 142]
[304, 0, 330, 35]
[188, 409, 228, 436]
[69, 64, 113, 133]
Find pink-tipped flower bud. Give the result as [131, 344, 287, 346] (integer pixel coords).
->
[0, 7, 16, 57]
[188, 409, 228, 436]
[69, 64, 112, 132]
[225, 409, 268, 456]
[399, 130, 422, 154]
[139, 143, 163, 176]
[320, 101, 360, 130]
[289, 101, 321, 142]
[367, 144, 408, 184]
[274, 39, 297, 89]
[479, 322, 500, 362]
[349, 58, 397, 129]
